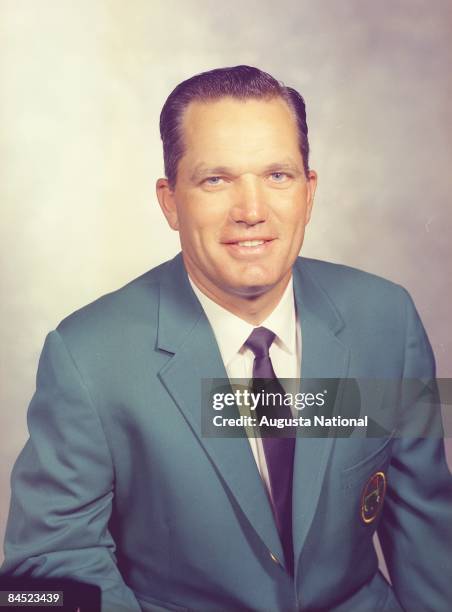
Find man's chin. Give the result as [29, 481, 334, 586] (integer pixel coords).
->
[225, 278, 282, 299]
[221, 266, 293, 298]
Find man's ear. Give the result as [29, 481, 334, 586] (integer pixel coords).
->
[156, 178, 179, 230]
[304, 169, 318, 225]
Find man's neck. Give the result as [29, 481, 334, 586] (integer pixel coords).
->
[187, 272, 293, 326]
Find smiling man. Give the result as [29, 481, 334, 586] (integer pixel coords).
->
[2, 66, 452, 612]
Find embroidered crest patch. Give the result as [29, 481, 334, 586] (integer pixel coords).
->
[361, 471, 387, 524]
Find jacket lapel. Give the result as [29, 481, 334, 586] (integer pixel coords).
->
[156, 255, 285, 562]
[292, 260, 351, 573]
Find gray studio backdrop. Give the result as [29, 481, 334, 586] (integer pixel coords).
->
[1, 0, 451, 565]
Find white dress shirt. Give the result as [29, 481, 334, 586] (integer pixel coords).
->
[189, 276, 301, 498]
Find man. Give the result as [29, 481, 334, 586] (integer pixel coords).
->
[2, 66, 451, 611]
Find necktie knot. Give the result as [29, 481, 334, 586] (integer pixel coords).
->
[245, 327, 276, 359]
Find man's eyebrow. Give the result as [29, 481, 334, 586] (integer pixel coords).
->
[263, 162, 303, 175]
[190, 161, 303, 182]
[190, 166, 234, 182]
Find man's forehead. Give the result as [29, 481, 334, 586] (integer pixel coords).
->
[179, 96, 299, 159]
[180, 95, 297, 134]
[174, 97, 304, 183]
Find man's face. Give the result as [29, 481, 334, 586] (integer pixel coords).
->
[157, 96, 317, 306]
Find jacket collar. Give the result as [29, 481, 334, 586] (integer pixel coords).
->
[157, 253, 346, 352]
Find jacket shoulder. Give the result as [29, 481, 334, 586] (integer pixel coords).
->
[55, 258, 173, 351]
[297, 256, 408, 311]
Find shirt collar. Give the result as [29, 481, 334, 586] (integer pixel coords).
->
[188, 276, 297, 368]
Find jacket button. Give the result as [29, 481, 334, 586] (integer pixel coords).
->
[269, 552, 280, 565]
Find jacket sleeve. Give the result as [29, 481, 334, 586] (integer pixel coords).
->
[1, 330, 141, 612]
[378, 289, 452, 612]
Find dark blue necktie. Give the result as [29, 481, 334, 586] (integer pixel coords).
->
[245, 326, 295, 577]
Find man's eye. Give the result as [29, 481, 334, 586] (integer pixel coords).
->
[269, 172, 289, 182]
[205, 176, 223, 185]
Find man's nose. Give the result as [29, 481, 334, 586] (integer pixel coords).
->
[229, 175, 269, 225]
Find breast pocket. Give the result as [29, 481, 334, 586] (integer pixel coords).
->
[341, 433, 395, 526]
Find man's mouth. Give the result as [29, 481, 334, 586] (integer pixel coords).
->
[223, 237, 274, 246]
[236, 240, 266, 247]
[222, 237, 275, 256]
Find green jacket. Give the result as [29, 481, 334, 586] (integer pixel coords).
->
[2, 254, 451, 611]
